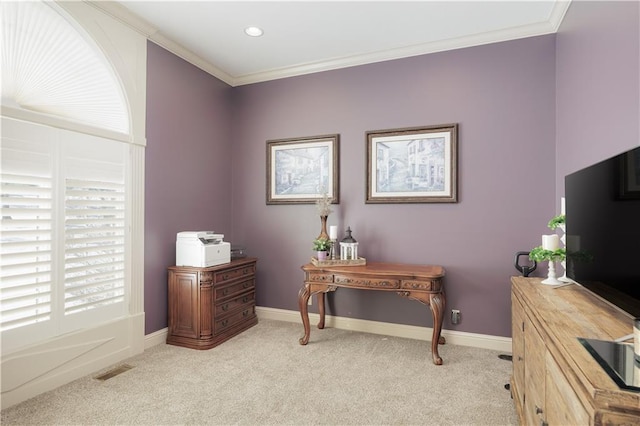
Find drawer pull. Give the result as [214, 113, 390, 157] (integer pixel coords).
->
[243, 282, 251, 288]
[223, 288, 229, 296]
[242, 296, 249, 303]
[222, 304, 229, 311]
[221, 319, 229, 327]
[535, 406, 543, 415]
[243, 310, 249, 317]
[223, 274, 230, 280]
[243, 268, 249, 274]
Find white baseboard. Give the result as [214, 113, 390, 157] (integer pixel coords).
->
[143, 306, 512, 354]
[255, 306, 512, 353]
[144, 327, 169, 350]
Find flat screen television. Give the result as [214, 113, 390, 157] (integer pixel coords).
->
[565, 146, 640, 317]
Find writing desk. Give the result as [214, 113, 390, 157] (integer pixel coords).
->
[298, 261, 446, 365]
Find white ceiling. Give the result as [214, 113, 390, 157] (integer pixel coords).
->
[100, 1, 571, 86]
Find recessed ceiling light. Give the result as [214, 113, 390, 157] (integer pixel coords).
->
[244, 26, 263, 37]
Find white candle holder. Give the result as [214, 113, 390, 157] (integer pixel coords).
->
[557, 223, 571, 282]
[541, 259, 563, 285]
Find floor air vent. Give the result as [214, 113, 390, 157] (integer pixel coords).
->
[94, 364, 134, 381]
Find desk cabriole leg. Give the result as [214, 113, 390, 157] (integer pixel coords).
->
[298, 284, 311, 345]
[317, 291, 325, 329]
[429, 291, 446, 365]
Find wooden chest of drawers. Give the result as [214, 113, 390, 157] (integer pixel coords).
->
[511, 277, 640, 425]
[167, 258, 258, 349]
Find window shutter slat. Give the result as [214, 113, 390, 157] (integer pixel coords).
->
[1, 310, 51, 331]
[63, 259, 125, 274]
[1, 260, 51, 276]
[65, 277, 124, 297]
[66, 235, 125, 246]
[65, 218, 124, 226]
[2, 291, 52, 309]
[65, 292, 124, 315]
[1, 240, 52, 251]
[1, 278, 52, 293]
[0, 251, 51, 265]
[65, 225, 125, 236]
[65, 267, 124, 284]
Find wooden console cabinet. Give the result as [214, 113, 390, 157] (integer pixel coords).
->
[511, 277, 640, 425]
[167, 258, 258, 349]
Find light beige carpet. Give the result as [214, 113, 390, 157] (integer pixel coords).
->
[1, 319, 517, 425]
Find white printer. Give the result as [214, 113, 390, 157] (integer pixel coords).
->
[176, 231, 231, 267]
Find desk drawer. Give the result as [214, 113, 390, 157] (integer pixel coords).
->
[214, 306, 255, 334]
[216, 278, 254, 301]
[334, 275, 400, 289]
[214, 264, 255, 285]
[215, 291, 255, 316]
[401, 280, 441, 291]
[307, 273, 334, 283]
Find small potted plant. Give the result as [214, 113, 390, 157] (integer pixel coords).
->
[312, 238, 331, 261]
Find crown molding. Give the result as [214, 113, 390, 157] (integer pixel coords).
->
[549, 0, 572, 32]
[82, 1, 157, 38]
[148, 32, 235, 86]
[83, 0, 571, 88]
[233, 20, 560, 86]
[83, 0, 235, 86]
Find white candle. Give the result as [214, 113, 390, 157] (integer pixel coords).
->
[561, 197, 566, 215]
[542, 234, 560, 251]
[329, 225, 338, 240]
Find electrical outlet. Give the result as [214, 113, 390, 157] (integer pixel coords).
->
[451, 309, 461, 324]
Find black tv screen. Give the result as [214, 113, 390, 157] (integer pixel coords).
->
[565, 146, 640, 317]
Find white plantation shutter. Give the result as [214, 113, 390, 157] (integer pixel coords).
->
[1, 117, 128, 348]
[64, 179, 125, 317]
[1, 175, 53, 331]
[60, 134, 127, 332]
[1, 123, 56, 348]
[1, 134, 55, 337]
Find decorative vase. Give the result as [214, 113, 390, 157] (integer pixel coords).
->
[317, 251, 328, 261]
[317, 215, 329, 240]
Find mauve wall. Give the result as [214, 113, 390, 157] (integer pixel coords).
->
[145, 42, 234, 334]
[144, 0, 638, 338]
[231, 35, 556, 338]
[556, 0, 639, 199]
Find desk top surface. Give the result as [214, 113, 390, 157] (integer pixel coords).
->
[302, 261, 444, 279]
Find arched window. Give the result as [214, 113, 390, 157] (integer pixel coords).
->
[1, 0, 146, 398]
[1, 1, 129, 133]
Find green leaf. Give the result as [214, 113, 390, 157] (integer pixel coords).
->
[547, 215, 565, 230]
